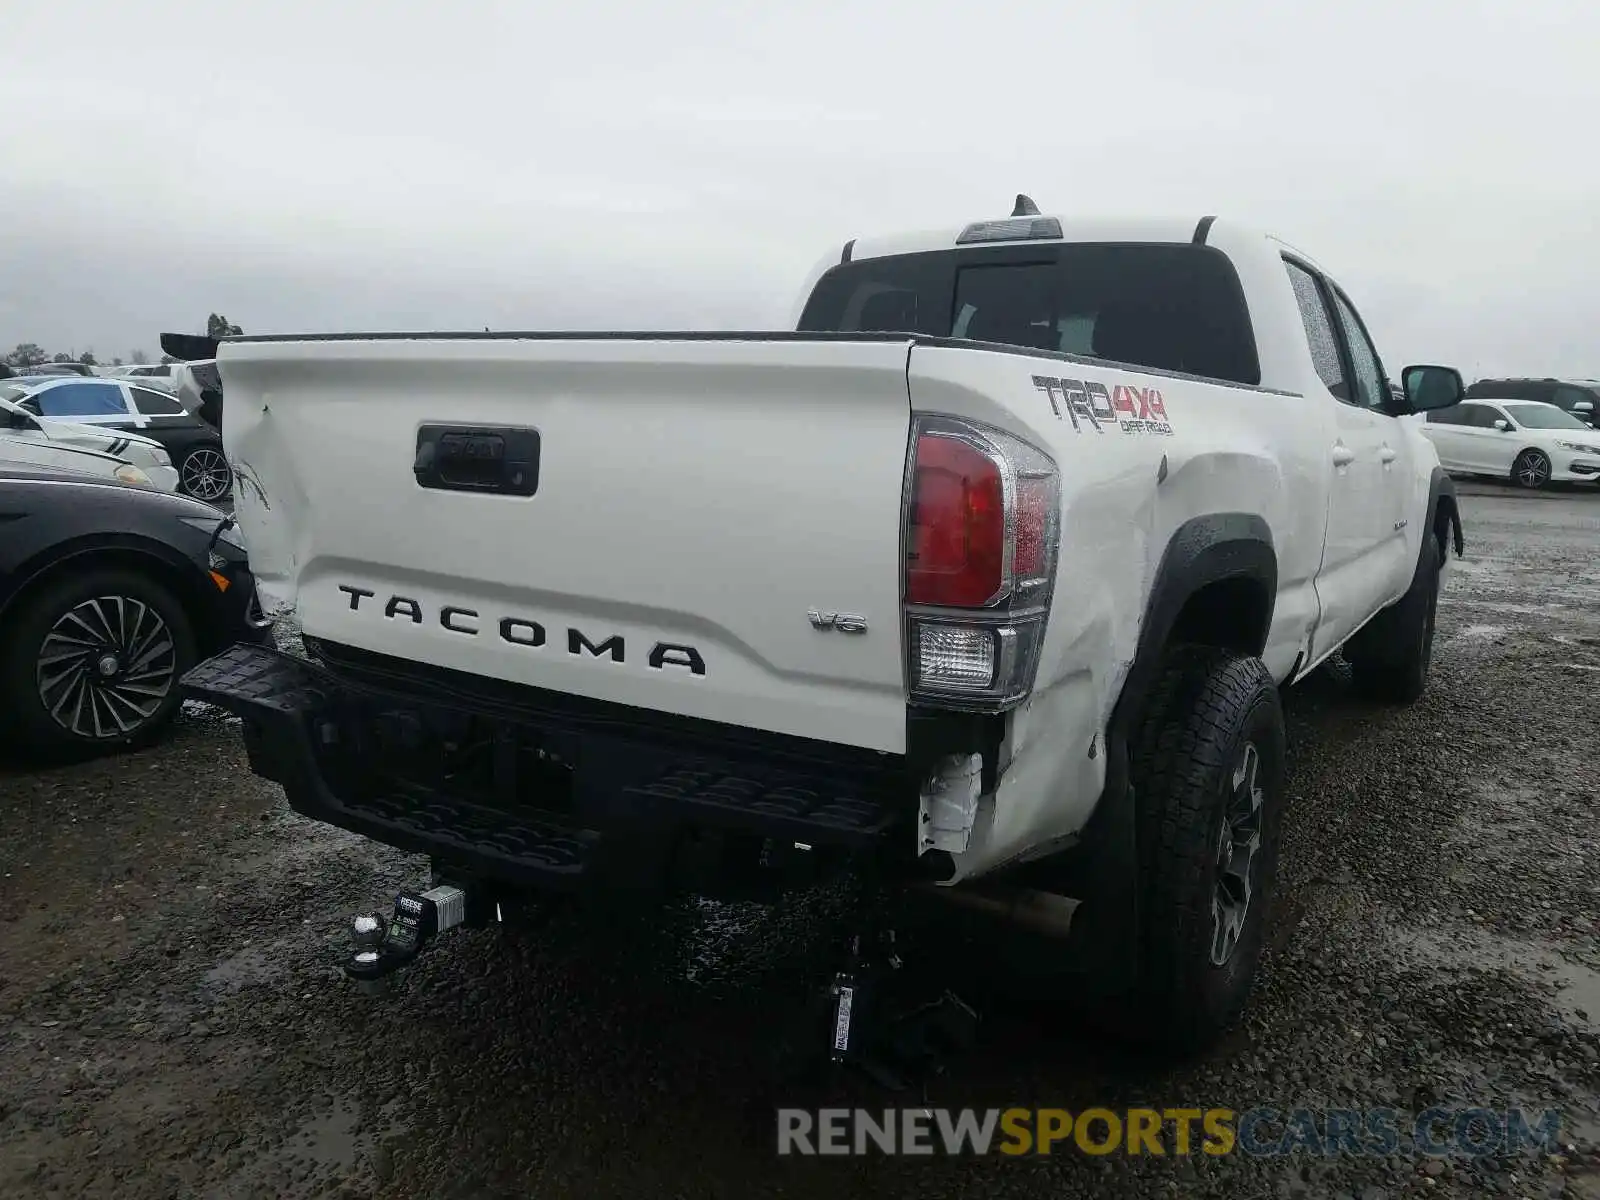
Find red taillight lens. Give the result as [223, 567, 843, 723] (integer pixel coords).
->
[906, 433, 1005, 607]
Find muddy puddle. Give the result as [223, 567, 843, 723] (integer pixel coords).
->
[1388, 924, 1600, 1031]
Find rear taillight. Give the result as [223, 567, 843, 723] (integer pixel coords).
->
[902, 416, 1059, 711]
[906, 434, 1006, 607]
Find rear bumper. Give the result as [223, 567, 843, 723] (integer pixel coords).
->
[181, 642, 917, 895]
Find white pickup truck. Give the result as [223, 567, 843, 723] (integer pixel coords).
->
[184, 198, 1467, 1053]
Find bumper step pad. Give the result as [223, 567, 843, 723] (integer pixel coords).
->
[181, 643, 905, 886]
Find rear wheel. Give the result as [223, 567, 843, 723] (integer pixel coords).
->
[1127, 645, 1287, 1053]
[1511, 449, 1552, 489]
[179, 443, 232, 502]
[0, 568, 198, 759]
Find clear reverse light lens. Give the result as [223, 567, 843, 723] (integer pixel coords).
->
[914, 624, 995, 692]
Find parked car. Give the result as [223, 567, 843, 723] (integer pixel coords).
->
[120, 363, 177, 381]
[0, 388, 180, 491]
[0, 431, 159, 488]
[144, 337, 227, 429]
[183, 201, 1467, 1057]
[0, 464, 272, 759]
[104, 370, 179, 394]
[171, 359, 224, 430]
[1420, 398, 1600, 488]
[8, 377, 231, 501]
[25, 362, 99, 378]
[1464, 377, 1600, 430]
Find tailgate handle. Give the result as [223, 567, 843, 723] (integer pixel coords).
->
[414, 425, 540, 497]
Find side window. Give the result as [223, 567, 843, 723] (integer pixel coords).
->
[1553, 386, 1593, 411]
[1283, 260, 1346, 399]
[1327, 288, 1387, 411]
[1463, 405, 1502, 429]
[1427, 404, 1465, 425]
[32, 383, 130, 418]
[131, 387, 184, 415]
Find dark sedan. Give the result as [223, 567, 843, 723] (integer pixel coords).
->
[0, 464, 273, 760]
[8, 376, 232, 502]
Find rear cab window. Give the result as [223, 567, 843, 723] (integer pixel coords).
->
[798, 242, 1262, 386]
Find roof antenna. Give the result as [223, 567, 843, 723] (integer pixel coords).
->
[1012, 193, 1040, 217]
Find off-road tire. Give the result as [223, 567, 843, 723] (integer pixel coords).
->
[0, 567, 198, 761]
[1128, 644, 1286, 1054]
[1346, 532, 1441, 704]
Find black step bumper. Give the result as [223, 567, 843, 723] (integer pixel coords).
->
[181, 643, 915, 894]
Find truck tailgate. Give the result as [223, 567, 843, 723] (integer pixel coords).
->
[219, 335, 915, 754]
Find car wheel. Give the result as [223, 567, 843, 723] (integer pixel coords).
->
[0, 568, 198, 760]
[1127, 644, 1287, 1053]
[179, 443, 233, 502]
[1511, 449, 1552, 489]
[1346, 533, 1441, 704]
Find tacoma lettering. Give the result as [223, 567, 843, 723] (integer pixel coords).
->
[385, 596, 422, 623]
[569, 630, 623, 662]
[500, 617, 545, 646]
[441, 606, 478, 634]
[334, 586, 703, 674]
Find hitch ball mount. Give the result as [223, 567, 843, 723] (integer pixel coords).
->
[343, 884, 469, 992]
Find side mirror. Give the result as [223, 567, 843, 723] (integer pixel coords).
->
[1493, 419, 1511, 432]
[1574, 400, 1595, 413]
[1402, 364, 1466, 413]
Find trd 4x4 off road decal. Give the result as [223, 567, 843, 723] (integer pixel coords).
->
[1031, 374, 1174, 436]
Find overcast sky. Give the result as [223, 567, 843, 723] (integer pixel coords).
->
[2, 0, 1595, 379]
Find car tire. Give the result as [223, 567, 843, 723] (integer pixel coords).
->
[0, 567, 199, 760]
[1346, 532, 1441, 705]
[1128, 644, 1287, 1054]
[1511, 449, 1552, 489]
[178, 442, 233, 503]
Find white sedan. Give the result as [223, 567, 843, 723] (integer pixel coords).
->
[0, 389, 181, 492]
[0, 431, 161, 488]
[1419, 398, 1600, 489]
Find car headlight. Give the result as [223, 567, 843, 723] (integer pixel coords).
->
[150, 447, 171, 466]
[178, 514, 246, 551]
[114, 463, 152, 486]
[1556, 440, 1600, 454]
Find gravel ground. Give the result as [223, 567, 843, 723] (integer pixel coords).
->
[2, 483, 1597, 1200]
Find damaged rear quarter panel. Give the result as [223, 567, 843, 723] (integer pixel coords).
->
[904, 344, 1324, 881]
[216, 352, 314, 619]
